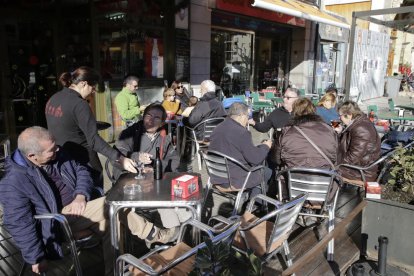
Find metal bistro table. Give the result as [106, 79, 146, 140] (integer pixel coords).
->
[396, 104, 414, 113]
[106, 172, 203, 274]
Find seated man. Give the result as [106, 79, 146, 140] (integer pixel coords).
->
[0, 126, 112, 275]
[115, 103, 190, 245]
[209, 102, 272, 194]
[184, 80, 226, 135]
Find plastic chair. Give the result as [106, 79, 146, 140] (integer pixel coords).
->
[338, 140, 414, 187]
[264, 92, 275, 101]
[276, 167, 343, 261]
[184, 117, 225, 171]
[116, 216, 241, 276]
[250, 92, 260, 103]
[367, 105, 378, 115]
[200, 150, 267, 216]
[232, 193, 307, 269]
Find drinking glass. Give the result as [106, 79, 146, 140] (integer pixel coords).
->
[331, 120, 341, 128]
[134, 161, 145, 180]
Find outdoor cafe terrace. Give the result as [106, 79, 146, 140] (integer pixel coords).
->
[0, 92, 413, 275]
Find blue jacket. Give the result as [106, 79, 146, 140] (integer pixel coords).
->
[0, 149, 94, 265]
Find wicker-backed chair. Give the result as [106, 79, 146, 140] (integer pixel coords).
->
[116, 216, 241, 276]
[233, 193, 307, 269]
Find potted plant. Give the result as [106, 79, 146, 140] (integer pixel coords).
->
[383, 145, 414, 204]
[362, 144, 414, 272]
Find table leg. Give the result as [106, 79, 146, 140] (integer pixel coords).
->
[110, 205, 120, 276]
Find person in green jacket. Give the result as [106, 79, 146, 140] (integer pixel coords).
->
[115, 75, 141, 127]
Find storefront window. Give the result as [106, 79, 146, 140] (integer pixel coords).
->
[95, 0, 165, 80]
[211, 28, 253, 96]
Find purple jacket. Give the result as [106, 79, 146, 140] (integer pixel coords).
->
[0, 149, 94, 265]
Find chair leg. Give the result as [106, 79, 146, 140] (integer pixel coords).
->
[327, 208, 335, 261]
[18, 262, 27, 276]
[283, 240, 293, 267]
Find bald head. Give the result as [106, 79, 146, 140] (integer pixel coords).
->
[200, 80, 215, 96]
[18, 126, 54, 155]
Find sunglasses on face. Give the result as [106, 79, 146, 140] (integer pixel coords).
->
[177, 85, 183, 89]
[283, 96, 297, 100]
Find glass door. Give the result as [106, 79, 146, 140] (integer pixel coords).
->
[211, 27, 254, 97]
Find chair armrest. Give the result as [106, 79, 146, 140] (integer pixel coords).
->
[208, 215, 240, 233]
[246, 194, 282, 212]
[336, 163, 365, 170]
[117, 253, 157, 275]
[248, 164, 265, 173]
[180, 219, 215, 239]
[239, 209, 280, 231]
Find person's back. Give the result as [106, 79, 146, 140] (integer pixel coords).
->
[209, 102, 272, 190]
[186, 80, 226, 127]
[279, 98, 337, 170]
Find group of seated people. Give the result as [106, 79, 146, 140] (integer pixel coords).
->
[0, 77, 382, 274]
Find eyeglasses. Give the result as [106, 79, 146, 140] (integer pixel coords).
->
[177, 85, 183, 89]
[144, 114, 162, 121]
[283, 96, 298, 100]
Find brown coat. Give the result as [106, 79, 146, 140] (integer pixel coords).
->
[279, 114, 338, 170]
[337, 114, 381, 181]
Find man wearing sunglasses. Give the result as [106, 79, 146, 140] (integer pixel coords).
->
[248, 88, 299, 168]
[249, 88, 299, 135]
[115, 75, 141, 127]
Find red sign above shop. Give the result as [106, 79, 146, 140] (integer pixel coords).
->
[215, 0, 305, 27]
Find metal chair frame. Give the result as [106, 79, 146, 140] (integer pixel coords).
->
[338, 140, 414, 184]
[116, 216, 241, 276]
[201, 150, 267, 216]
[233, 193, 307, 268]
[276, 167, 343, 261]
[184, 117, 225, 170]
[19, 214, 83, 276]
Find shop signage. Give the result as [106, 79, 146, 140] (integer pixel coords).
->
[215, 0, 305, 27]
[319, 23, 349, 43]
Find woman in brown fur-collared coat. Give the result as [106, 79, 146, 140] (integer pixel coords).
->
[336, 101, 381, 181]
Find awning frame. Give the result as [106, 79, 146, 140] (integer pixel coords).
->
[252, 0, 349, 29]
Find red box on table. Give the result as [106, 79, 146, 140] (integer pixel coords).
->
[365, 182, 382, 199]
[171, 174, 199, 198]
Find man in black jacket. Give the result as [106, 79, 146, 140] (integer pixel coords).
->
[248, 88, 299, 135]
[185, 80, 226, 128]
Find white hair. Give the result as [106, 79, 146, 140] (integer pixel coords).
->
[200, 80, 215, 95]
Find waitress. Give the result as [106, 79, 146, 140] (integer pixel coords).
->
[45, 66, 136, 188]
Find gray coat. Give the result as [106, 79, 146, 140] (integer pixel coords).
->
[209, 118, 270, 189]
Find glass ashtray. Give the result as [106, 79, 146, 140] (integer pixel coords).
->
[123, 183, 142, 195]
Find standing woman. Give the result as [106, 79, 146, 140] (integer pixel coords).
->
[45, 66, 136, 188]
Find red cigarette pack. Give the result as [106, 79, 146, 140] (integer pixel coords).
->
[365, 182, 382, 199]
[171, 175, 199, 198]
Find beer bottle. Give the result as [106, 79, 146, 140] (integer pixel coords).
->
[154, 147, 162, 180]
